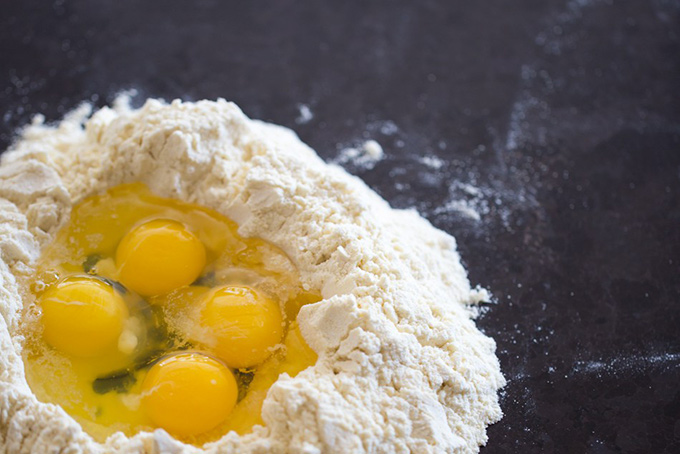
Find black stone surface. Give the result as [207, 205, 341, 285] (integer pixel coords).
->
[2, 1, 679, 452]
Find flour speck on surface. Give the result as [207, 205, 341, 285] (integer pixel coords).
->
[294, 103, 314, 125]
[419, 155, 445, 170]
[333, 139, 385, 170]
[0, 97, 504, 454]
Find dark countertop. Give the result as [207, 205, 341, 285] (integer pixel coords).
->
[1, 1, 679, 452]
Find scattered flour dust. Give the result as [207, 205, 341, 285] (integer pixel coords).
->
[294, 103, 314, 125]
[333, 139, 385, 170]
[571, 352, 680, 378]
[0, 97, 504, 454]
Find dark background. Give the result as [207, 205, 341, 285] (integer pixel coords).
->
[2, 1, 679, 452]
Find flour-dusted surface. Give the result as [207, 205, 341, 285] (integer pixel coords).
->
[0, 99, 504, 454]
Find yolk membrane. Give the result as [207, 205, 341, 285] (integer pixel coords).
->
[39, 276, 128, 357]
[198, 285, 283, 369]
[22, 183, 320, 444]
[141, 353, 238, 437]
[116, 219, 206, 296]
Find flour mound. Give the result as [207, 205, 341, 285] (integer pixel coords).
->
[0, 98, 504, 454]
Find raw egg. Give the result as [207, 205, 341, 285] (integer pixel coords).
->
[116, 219, 206, 296]
[39, 275, 128, 357]
[141, 352, 237, 437]
[22, 183, 319, 443]
[198, 285, 284, 369]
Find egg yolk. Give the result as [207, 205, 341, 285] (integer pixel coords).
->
[199, 285, 283, 369]
[116, 219, 206, 296]
[141, 352, 237, 437]
[39, 276, 128, 357]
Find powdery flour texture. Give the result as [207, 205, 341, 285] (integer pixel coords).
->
[0, 99, 505, 454]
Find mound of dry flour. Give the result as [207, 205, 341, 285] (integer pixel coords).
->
[0, 98, 504, 454]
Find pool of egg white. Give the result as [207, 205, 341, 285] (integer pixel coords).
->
[21, 183, 320, 444]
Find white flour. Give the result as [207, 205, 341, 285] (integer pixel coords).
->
[294, 104, 314, 125]
[333, 139, 385, 170]
[0, 98, 504, 454]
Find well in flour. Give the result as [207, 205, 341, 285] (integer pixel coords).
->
[0, 96, 504, 454]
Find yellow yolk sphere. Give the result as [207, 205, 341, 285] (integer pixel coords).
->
[141, 352, 237, 437]
[39, 276, 128, 357]
[199, 286, 283, 369]
[116, 219, 206, 296]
